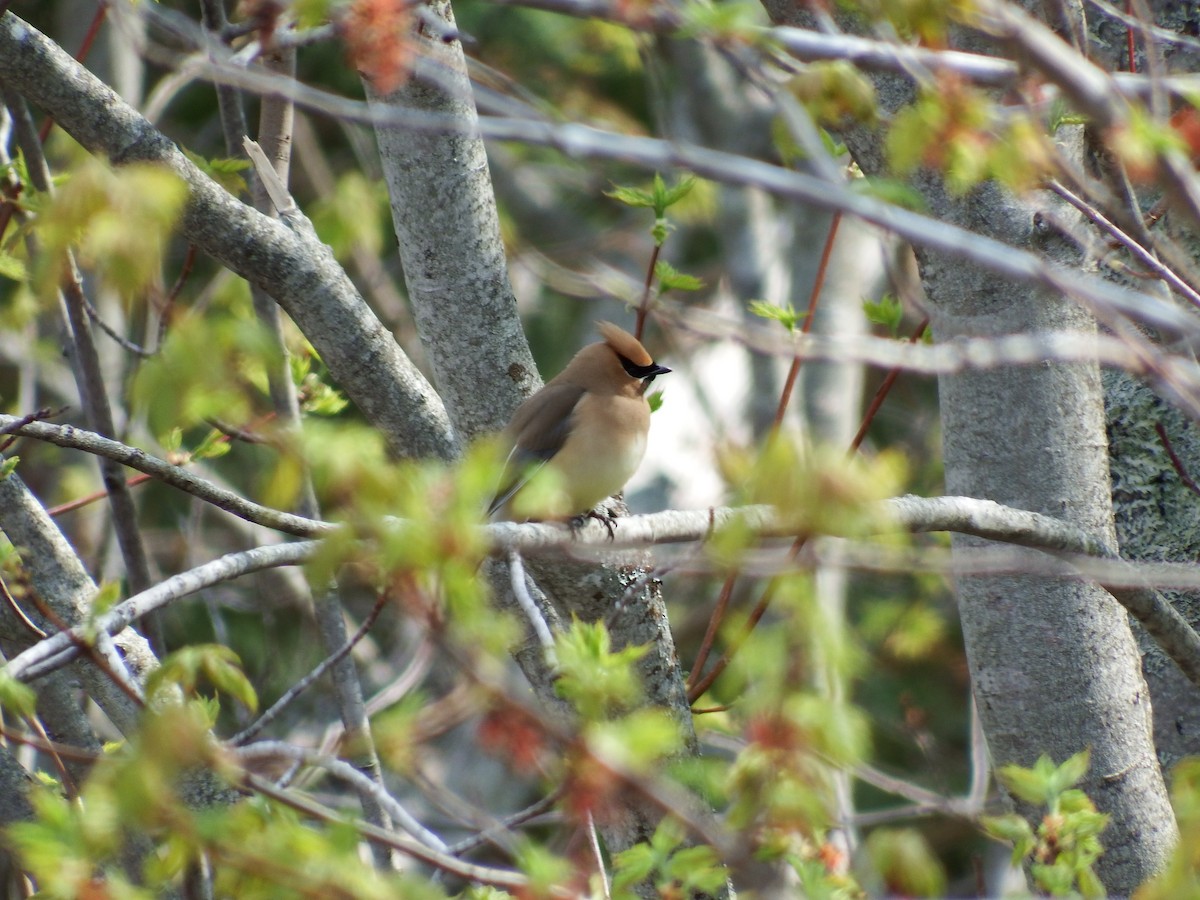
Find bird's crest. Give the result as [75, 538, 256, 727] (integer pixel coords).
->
[597, 321, 653, 367]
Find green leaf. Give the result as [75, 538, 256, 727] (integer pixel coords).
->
[679, 0, 763, 40]
[647, 389, 665, 413]
[748, 299, 803, 333]
[863, 294, 904, 335]
[131, 312, 282, 436]
[654, 260, 704, 293]
[90, 581, 122, 617]
[148, 644, 258, 713]
[300, 375, 349, 416]
[651, 217, 673, 246]
[0, 671, 36, 717]
[866, 828, 946, 898]
[981, 813, 1034, 846]
[586, 708, 683, 773]
[1050, 748, 1091, 796]
[612, 843, 657, 891]
[997, 759, 1052, 806]
[1077, 864, 1106, 898]
[605, 184, 656, 209]
[1048, 96, 1089, 133]
[515, 841, 573, 897]
[664, 844, 723, 888]
[183, 149, 250, 196]
[653, 173, 696, 211]
[820, 127, 848, 157]
[554, 618, 647, 719]
[607, 173, 695, 218]
[310, 171, 388, 261]
[0, 456, 19, 481]
[787, 61, 877, 128]
[1031, 861, 1075, 896]
[852, 177, 928, 213]
[0, 250, 27, 282]
[193, 430, 232, 460]
[35, 159, 188, 301]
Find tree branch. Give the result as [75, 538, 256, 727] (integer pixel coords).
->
[0, 11, 456, 462]
[5, 491, 1200, 694]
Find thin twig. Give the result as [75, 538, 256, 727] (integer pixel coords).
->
[156, 244, 197, 349]
[48, 473, 153, 517]
[235, 740, 448, 851]
[508, 549, 559, 666]
[230, 592, 388, 745]
[37, 3, 107, 143]
[634, 243, 662, 342]
[80, 292, 155, 357]
[1154, 421, 1200, 498]
[585, 811, 610, 899]
[241, 771, 557, 893]
[692, 213, 843, 698]
[0, 721, 98, 764]
[446, 788, 564, 856]
[0, 406, 64, 452]
[1048, 180, 1200, 311]
[772, 212, 842, 431]
[0, 575, 47, 639]
[849, 318, 931, 454]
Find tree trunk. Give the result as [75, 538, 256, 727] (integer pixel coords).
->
[755, 1, 1178, 890]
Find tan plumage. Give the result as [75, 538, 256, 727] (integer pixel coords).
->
[490, 322, 670, 520]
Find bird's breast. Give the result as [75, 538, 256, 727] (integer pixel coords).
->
[549, 394, 650, 513]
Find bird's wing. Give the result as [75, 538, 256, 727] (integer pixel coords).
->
[488, 383, 586, 516]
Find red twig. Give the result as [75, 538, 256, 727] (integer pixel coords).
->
[38, 3, 108, 142]
[686, 573, 736, 695]
[48, 410, 278, 517]
[848, 317, 930, 454]
[772, 213, 842, 431]
[688, 215, 843, 702]
[48, 473, 154, 517]
[1154, 421, 1200, 498]
[634, 243, 662, 342]
[688, 566, 791, 703]
[1125, 1, 1137, 73]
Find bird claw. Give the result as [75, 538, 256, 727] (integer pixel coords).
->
[568, 508, 619, 540]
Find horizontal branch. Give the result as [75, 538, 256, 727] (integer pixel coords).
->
[7, 542, 319, 682]
[0, 416, 331, 538]
[6, 490, 1200, 692]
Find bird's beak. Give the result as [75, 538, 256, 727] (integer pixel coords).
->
[639, 364, 670, 394]
[640, 364, 669, 387]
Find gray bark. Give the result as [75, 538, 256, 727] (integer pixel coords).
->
[366, 0, 538, 445]
[1106, 373, 1200, 773]
[0, 463, 153, 737]
[1091, 0, 1200, 777]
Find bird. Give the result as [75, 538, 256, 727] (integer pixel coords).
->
[489, 321, 670, 526]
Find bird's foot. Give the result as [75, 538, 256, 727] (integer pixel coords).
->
[568, 508, 619, 540]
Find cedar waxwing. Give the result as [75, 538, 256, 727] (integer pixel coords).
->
[490, 322, 671, 522]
